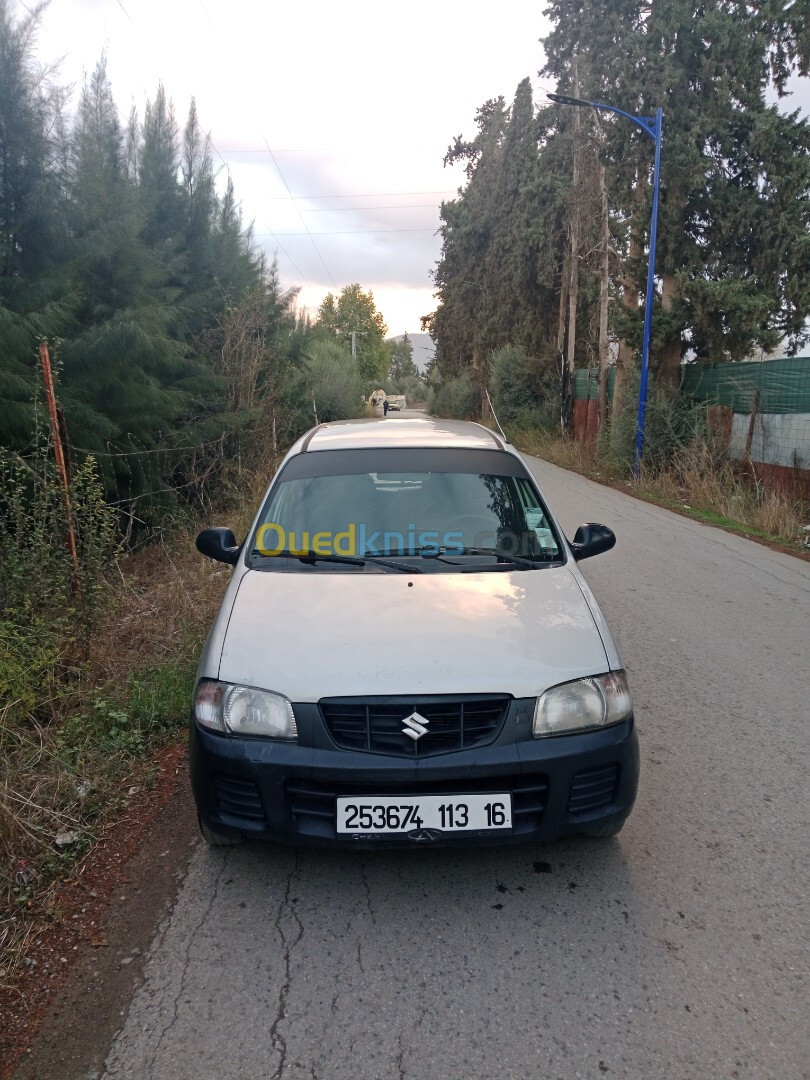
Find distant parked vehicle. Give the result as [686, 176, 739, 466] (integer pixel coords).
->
[387, 395, 406, 411]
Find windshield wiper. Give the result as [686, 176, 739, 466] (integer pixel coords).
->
[252, 548, 364, 566]
[362, 552, 423, 573]
[456, 547, 548, 568]
[252, 549, 420, 573]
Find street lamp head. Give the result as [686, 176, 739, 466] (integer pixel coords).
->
[547, 92, 597, 109]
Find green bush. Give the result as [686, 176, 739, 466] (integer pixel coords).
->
[0, 449, 118, 724]
[428, 373, 479, 419]
[490, 343, 560, 431]
[390, 372, 426, 405]
[601, 368, 710, 474]
[303, 340, 366, 423]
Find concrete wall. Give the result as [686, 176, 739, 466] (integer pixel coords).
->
[728, 412, 810, 470]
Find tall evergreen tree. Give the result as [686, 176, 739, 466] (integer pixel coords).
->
[176, 98, 219, 334]
[429, 87, 571, 404]
[388, 332, 418, 381]
[0, 0, 74, 442]
[139, 83, 182, 250]
[429, 97, 508, 382]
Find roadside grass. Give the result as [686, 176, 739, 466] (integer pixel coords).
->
[513, 427, 808, 549]
[0, 525, 228, 989]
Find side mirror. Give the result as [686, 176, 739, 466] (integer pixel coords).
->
[196, 527, 241, 565]
[570, 523, 616, 561]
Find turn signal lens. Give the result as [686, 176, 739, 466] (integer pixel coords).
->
[194, 680, 226, 732]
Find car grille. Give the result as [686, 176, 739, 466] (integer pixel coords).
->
[567, 763, 620, 816]
[320, 696, 510, 757]
[213, 774, 264, 822]
[286, 774, 548, 839]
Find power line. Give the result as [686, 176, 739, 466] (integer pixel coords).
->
[262, 135, 338, 288]
[198, 0, 215, 28]
[209, 145, 452, 154]
[291, 203, 443, 214]
[209, 140, 313, 284]
[255, 228, 438, 237]
[263, 226, 311, 285]
[265, 190, 456, 200]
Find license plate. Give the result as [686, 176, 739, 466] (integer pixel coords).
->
[336, 793, 512, 834]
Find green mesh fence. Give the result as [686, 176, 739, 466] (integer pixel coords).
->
[680, 357, 810, 415]
[572, 357, 810, 473]
[572, 368, 617, 400]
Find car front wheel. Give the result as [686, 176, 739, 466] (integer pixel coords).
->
[198, 817, 241, 847]
[580, 818, 627, 838]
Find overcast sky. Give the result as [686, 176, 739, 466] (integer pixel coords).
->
[16, 0, 810, 341]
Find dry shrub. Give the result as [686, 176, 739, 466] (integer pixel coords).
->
[512, 425, 806, 546]
[645, 437, 806, 540]
[513, 427, 600, 474]
[89, 528, 228, 685]
[0, 518, 231, 987]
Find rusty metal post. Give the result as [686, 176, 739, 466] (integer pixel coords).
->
[39, 340, 80, 586]
[743, 388, 761, 462]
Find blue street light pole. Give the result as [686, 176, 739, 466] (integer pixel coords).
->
[548, 94, 663, 477]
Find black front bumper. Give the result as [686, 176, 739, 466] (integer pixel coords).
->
[190, 700, 640, 847]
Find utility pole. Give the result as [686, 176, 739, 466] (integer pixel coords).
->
[39, 340, 80, 587]
[562, 55, 581, 437]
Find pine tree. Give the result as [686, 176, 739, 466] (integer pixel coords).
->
[174, 98, 220, 335]
[139, 84, 182, 250]
[0, 0, 74, 443]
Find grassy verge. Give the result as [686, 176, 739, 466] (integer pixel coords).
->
[0, 526, 228, 988]
[513, 427, 809, 552]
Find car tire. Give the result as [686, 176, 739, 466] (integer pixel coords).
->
[580, 818, 626, 838]
[198, 817, 241, 847]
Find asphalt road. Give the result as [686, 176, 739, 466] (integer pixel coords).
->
[99, 457, 809, 1080]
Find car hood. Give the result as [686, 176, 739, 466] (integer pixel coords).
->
[216, 566, 609, 702]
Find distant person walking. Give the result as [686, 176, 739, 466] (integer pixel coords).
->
[383, 398, 389, 416]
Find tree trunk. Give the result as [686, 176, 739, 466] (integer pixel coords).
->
[612, 172, 642, 448]
[658, 273, 682, 387]
[597, 160, 610, 434]
[557, 246, 570, 435]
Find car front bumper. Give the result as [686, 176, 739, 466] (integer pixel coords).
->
[190, 700, 640, 847]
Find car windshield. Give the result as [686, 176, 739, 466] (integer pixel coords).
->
[247, 447, 563, 572]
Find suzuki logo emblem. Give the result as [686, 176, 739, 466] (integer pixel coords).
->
[401, 711, 430, 741]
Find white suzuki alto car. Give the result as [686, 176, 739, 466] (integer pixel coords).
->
[191, 417, 639, 847]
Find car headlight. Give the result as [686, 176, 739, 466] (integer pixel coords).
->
[533, 670, 632, 737]
[194, 680, 297, 739]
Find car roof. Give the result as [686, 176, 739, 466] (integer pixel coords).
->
[300, 416, 509, 453]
